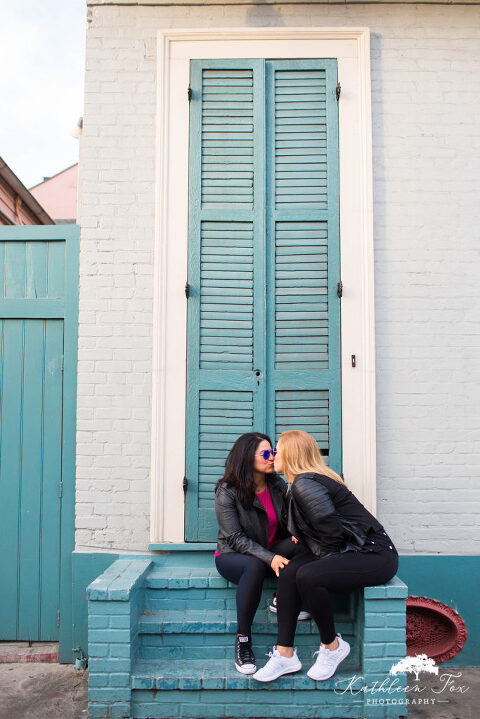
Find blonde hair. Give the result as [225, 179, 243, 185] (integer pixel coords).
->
[278, 430, 345, 485]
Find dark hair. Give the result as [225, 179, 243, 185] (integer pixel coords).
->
[215, 432, 273, 509]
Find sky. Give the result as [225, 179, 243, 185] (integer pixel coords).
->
[0, 0, 85, 188]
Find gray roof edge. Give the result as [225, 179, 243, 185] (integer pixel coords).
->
[29, 162, 78, 191]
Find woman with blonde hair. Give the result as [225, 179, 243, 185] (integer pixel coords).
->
[253, 430, 398, 683]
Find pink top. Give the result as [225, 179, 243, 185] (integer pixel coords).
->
[257, 485, 279, 548]
[215, 484, 279, 560]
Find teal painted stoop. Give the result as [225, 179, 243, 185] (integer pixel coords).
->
[87, 554, 408, 719]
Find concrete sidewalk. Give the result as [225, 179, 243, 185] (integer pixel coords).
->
[0, 662, 88, 719]
[0, 643, 477, 719]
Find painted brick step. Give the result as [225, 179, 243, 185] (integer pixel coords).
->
[146, 567, 273, 590]
[130, 660, 365, 719]
[146, 568, 351, 603]
[144, 586, 276, 612]
[139, 631, 360, 665]
[144, 588, 353, 615]
[145, 568, 355, 614]
[138, 609, 355, 636]
[131, 697, 366, 719]
[139, 638, 360, 671]
[131, 701, 366, 719]
[131, 658, 363, 691]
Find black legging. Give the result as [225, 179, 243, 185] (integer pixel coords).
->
[276, 546, 399, 646]
[215, 537, 303, 636]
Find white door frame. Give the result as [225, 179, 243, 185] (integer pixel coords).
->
[150, 27, 375, 544]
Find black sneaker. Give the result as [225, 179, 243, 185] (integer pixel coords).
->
[269, 593, 312, 621]
[235, 635, 256, 675]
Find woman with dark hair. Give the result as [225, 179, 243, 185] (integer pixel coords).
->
[215, 432, 308, 675]
[253, 430, 399, 683]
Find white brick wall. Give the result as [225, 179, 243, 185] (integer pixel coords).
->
[78, 2, 480, 553]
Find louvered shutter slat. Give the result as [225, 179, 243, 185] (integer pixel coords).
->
[198, 391, 253, 508]
[276, 390, 330, 458]
[274, 68, 328, 210]
[201, 68, 254, 209]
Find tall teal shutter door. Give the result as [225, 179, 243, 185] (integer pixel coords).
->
[266, 61, 341, 471]
[186, 60, 340, 541]
[186, 61, 266, 540]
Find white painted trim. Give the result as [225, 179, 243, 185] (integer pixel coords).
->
[150, 32, 169, 544]
[151, 27, 375, 543]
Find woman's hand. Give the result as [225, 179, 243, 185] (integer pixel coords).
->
[292, 536, 298, 544]
[271, 554, 289, 577]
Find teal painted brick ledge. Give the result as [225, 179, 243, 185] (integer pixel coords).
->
[88, 559, 153, 719]
[364, 577, 408, 599]
[87, 559, 152, 601]
[149, 543, 217, 551]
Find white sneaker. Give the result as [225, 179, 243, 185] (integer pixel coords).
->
[253, 647, 302, 682]
[269, 593, 311, 621]
[307, 634, 350, 681]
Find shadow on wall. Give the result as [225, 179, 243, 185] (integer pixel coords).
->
[246, 0, 286, 26]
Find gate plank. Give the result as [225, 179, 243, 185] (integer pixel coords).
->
[0, 320, 24, 638]
[40, 320, 64, 639]
[18, 319, 45, 639]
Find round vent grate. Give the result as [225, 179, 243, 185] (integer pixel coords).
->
[406, 595, 467, 663]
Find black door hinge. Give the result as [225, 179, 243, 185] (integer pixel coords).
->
[187, 86, 192, 102]
[185, 282, 190, 298]
[337, 281, 343, 299]
[336, 83, 341, 101]
[183, 476, 188, 493]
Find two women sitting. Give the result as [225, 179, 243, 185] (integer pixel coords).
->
[214, 430, 398, 682]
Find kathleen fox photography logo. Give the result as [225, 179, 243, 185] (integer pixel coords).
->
[390, 653, 439, 681]
[334, 654, 470, 707]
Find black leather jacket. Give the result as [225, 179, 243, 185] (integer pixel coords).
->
[215, 473, 289, 565]
[287, 472, 385, 558]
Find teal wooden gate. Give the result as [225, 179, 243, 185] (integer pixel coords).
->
[186, 59, 341, 541]
[0, 226, 78, 649]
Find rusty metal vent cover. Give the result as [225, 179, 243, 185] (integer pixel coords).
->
[406, 595, 468, 663]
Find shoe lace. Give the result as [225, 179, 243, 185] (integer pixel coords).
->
[265, 647, 298, 665]
[313, 646, 336, 665]
[238, 640, 254, 664]
[263, 647, 284, 668]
